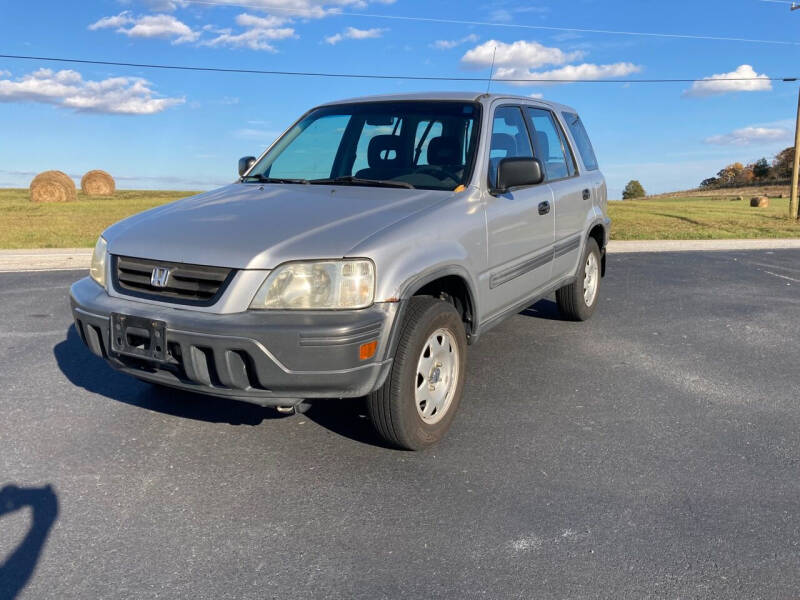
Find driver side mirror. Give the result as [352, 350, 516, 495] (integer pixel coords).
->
[494, 157, 544, 194]
[238, 156, 256, 177]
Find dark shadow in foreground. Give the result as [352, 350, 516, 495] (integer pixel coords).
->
[54, 325, 392, 447]
[0, 484, 59, 600]
[518, 298, 564, 321]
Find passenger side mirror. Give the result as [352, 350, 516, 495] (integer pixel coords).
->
[494, 157, 544, 194]
[238, 156, 256, 177]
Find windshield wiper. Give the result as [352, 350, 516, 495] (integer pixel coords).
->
[310, 176, 415, 189]
[242, 174, 310, 184]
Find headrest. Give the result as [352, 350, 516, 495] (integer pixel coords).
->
[490, 133, 516, 155]
[427, 136, 461, 166]
[368, 135, 404, 168]
[533, 131, 550, 161]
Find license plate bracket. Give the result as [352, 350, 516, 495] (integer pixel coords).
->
[110, 313, 168, 362]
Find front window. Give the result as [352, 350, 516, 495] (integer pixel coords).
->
[244, 101, 481, 191]
[488, 106, 533, 189]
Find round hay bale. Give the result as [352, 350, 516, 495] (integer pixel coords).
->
[29, 170, 77, 203]
[735, 196, 744, 201]
[81, 170, 115, 196]
[750, 196, 769, 208]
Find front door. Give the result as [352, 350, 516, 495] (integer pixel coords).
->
[483, 105, 555, 321]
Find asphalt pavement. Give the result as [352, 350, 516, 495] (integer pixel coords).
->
[1, 250, 799, 599]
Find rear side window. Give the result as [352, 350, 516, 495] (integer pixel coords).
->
[527, 108, 575, 180]
[562, 112, 598, 171]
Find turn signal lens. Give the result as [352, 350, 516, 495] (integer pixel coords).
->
[359, 340, 378, 360]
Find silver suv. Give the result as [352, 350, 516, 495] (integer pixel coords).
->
[70, 92, 609, 449]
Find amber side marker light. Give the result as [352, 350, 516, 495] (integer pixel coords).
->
[359, 340, 378, 360]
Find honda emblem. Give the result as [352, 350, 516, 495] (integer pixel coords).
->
[150, 267, 170, 288]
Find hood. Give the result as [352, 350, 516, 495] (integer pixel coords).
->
[105, 183, 450, 269]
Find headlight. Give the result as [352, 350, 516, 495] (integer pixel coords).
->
[90, 236, 108, 288]
[250, 259, 375, 310]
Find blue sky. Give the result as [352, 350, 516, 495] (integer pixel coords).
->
[1, 0, 799, 198]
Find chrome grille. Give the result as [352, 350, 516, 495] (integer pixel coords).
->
[112, 255, 234, 306]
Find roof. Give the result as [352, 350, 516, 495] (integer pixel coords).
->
[318, 91, 577, 114]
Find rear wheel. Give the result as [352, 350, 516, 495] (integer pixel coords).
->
[556, 237, 602, 321]
[367, 296, 467, 450]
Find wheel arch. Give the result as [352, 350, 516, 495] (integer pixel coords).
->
[397, 265, 478, 340]
[586, 219, 608, 277]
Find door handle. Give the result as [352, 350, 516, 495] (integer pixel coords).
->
[538, 201, 551, 215]
[582, 188, 591, 201]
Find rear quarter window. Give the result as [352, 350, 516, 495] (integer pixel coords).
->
[562, 112, 598, 172]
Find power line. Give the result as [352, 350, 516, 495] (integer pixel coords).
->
[0, 53, 796, 84]
[181, 0, 800, 46]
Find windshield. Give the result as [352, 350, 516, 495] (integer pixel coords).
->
[243, 101, 482, 191]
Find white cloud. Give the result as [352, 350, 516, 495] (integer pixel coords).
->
[185, 0, 396, 19]
[141, 0, 190, 10]
[0, 68, 184, 115]
[461, 39, 641, 85]
[89, 12, 199, 43]
[488, 5, 549, 23]
[325, 26, 386, 45]
[90, 0, 396, 51]
[496, 62, 641, 84]
[529, 92, 543, 99]
[202, 13, 296, 50]
[704, 126, 790, 146]
[684, 64, 772, 98]
[88, 11, 135, 30]
[432, 34, 479, 50]
[462, 39, 584, 70]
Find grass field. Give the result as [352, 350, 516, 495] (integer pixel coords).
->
[1, 188, 799, 248]
[608, 195, 800, 240]
[0, 189, 196, 248]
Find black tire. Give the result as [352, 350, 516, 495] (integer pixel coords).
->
[367, 296, 467, 450]
[556, 237, 602, 321]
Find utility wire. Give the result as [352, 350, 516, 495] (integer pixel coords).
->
[180, 0, 800, 46]
[0, 53, 796, 83]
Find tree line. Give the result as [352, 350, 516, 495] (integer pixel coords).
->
[700, 146, 794, 189]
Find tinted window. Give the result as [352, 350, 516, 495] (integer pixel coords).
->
[268, 114, 350, 180]
[249, 101, 481, 191]
[412, 120, 444, 166]
[488, 106, 533, 188]
[527, 108, 574, 180]
[351, 116, 402, 175]
[562, 111, 598, 171]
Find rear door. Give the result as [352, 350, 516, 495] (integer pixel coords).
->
[483, 104, 555, 320]
[525, 107, 587, 280]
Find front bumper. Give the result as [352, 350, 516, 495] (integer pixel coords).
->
[69, 277, 399, 406]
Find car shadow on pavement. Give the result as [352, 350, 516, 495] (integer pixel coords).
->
[0, 484, 59, 600]
[518, 298, 564, 321]
[53, 326, 390, 447]
[301, 398, 396, 450]
[54, 325, 285, 426]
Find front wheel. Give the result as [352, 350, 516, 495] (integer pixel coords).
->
[367, 296, 467, 450]
[556, 237, 602, 321]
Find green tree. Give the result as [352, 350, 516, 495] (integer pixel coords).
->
[700, 177, 719, 188]
[622, 180, 646, 199]
[751, 157, 771, 180]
